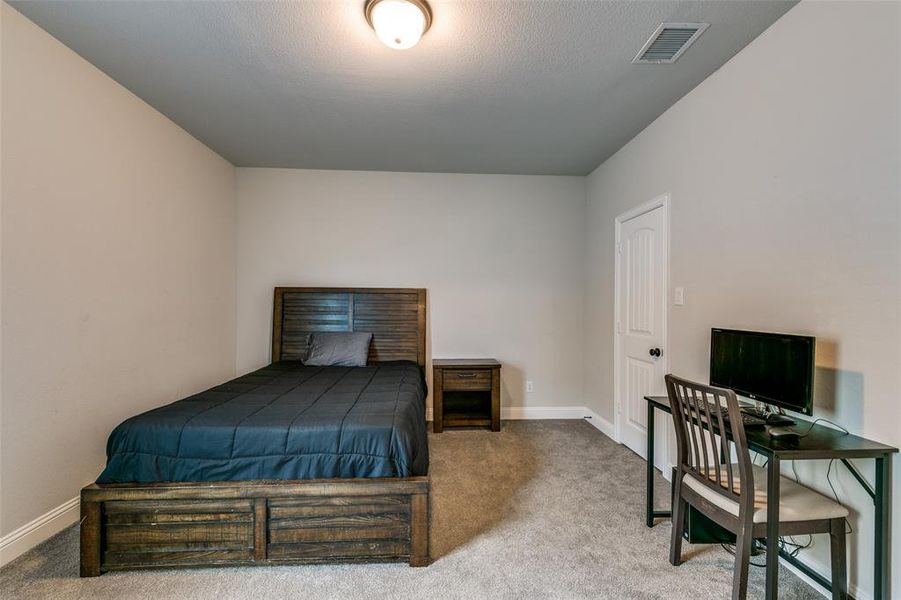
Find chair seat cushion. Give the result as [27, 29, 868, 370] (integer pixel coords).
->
[683, 464, 848, 524]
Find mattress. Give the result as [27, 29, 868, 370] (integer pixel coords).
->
[97, 361, 429, 483]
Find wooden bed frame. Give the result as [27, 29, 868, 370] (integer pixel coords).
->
[80, 287, 429, 576]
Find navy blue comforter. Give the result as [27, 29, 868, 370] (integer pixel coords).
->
[97, 361, 428, 483]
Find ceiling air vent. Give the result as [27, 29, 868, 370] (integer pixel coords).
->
[632, 23, 709, 64]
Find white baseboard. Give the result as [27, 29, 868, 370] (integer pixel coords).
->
[581, 408, 615, 440]
[428, 405, 597, 422]
[501, 405, 587, 420]
[427, 403, 618, 442]
[0, 496, 80, 567]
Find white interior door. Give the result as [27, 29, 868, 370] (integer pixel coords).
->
[616, 203, 667, 462]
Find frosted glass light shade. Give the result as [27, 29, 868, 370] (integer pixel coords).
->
[366, 0, 431, 50]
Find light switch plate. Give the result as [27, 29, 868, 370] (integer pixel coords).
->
[674, 287, 684, 306]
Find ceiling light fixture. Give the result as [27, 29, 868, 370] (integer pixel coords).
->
[364, 0, 432, 50]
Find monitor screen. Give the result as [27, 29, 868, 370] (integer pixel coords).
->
[709, 329, 815, 415]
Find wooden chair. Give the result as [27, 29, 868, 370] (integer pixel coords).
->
[664, 374, 848, 600]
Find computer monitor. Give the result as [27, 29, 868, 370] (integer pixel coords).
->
[709, 328, 815, 415]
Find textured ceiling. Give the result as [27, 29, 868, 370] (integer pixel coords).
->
[9, 0, 796, 175]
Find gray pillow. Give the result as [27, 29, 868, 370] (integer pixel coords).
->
[304, 332, 373, 367]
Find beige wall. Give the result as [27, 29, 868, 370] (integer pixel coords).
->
[583, 1, 900, 596]
[0, 4, 237, 539]
[236, 168, 585, 413]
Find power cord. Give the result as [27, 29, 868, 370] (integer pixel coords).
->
[789, 457, 853, 535]
[796, 418, 850, 438]
[780, 535, 813, 558]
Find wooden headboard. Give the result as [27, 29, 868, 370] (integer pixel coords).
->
[272, 287, 427, 367]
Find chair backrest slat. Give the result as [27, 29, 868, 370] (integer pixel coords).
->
[665, 374, 754, 513]
[683, 385, 702, 470]
[715, 406, 735, 493]
[692, 389, 711, 477]
[697, 389, 719, 487]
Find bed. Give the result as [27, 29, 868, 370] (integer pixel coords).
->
[80, 287, 430, 576]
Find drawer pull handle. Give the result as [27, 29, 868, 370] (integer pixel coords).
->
[457, 373, 477, 378]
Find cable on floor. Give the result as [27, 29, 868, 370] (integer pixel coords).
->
[721, 535, 812, 568]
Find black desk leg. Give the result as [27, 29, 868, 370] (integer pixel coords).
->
[765, 457, 781, 600]
[646, 401, 655, 528]
[645, 401, 673, 527]
[875, 455, 892, 599]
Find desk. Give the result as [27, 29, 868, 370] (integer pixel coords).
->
[645, 395, 897, 600]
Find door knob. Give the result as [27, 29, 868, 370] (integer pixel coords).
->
[649, 348, 661, 357]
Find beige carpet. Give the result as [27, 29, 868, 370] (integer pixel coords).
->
[1, 420, 821, 599]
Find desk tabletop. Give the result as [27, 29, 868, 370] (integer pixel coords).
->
[645, 395, 898, 460]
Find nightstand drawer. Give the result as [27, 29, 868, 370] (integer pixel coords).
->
[442, 369, 492, 391]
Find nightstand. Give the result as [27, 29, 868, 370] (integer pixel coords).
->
[432, 359, 501, 432]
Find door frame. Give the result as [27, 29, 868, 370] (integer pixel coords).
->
[613, 193, 671, 474]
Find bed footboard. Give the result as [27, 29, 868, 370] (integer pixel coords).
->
[80, 476, 430, 576]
